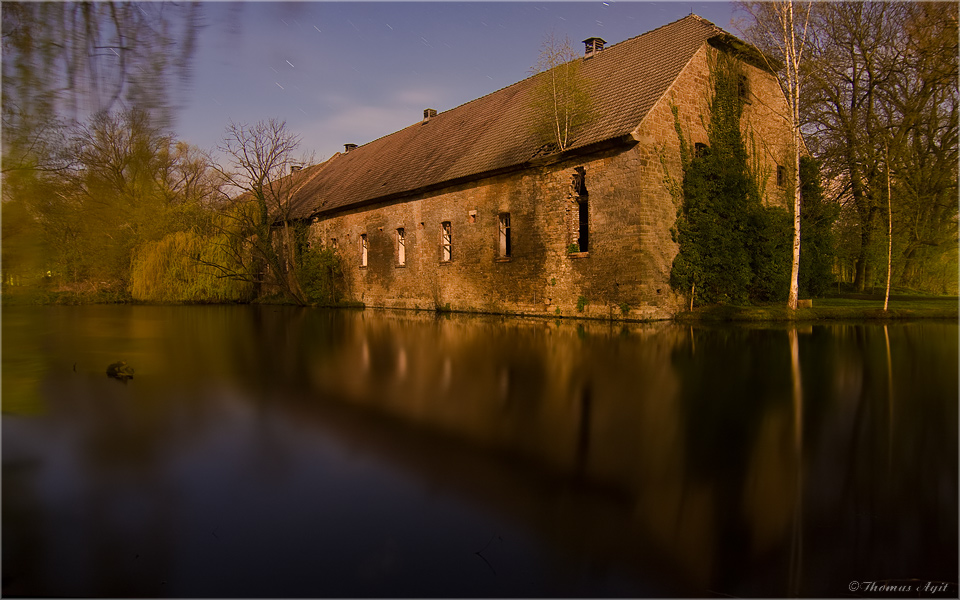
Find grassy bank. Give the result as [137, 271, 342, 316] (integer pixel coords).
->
[1, 286, 132, 306]
[5, 285, 957, 322]
[676, 294, 959, 322]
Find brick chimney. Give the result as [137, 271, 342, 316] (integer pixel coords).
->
[582, 37, 606, 58]
[423, 108, 437, 122]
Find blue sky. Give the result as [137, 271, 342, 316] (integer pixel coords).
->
[174, 2, 741, 162]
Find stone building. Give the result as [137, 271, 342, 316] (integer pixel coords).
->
[285, 15, 795, 319]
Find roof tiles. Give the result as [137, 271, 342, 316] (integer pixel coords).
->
[288, 14, 725, 219]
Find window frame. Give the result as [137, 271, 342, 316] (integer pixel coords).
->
[498, 212, 512, 258]
[360, 233, 368, 268]
[396, 227, 406, 267]
[440, 221, 452, 262]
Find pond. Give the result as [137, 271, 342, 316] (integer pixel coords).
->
[2, 305, 957, 597]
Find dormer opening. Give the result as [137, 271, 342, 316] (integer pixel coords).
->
[344, 143, 357, 153]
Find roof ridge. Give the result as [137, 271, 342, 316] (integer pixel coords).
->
[350, 14, 725, 152]
[599, 13, 724, 54]
[291, 14, 731, 218]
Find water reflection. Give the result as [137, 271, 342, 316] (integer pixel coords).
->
[2, 306, 957, 597]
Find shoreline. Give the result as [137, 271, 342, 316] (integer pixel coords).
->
[4, 289, 957, 323]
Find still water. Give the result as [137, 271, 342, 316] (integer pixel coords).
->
[2, 305, 957, 597]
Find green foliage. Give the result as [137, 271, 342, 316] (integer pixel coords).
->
[746, 206, 793, 301]
[297, 244, 344, 305]
[130, 230, 254, 303]
[798, 157, 840, 297]
[670, 53, 792, 305]
[743, 3, 958, 294]
[619, 302, 630, 316]
[2, 109, 220, 298]
[567, 243, 580, 254]
[576, 296, 588, 312]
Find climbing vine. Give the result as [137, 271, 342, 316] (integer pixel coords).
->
[669, 52, 792, 306]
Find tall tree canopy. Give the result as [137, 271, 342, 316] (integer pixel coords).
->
[4, 109, 216, 292]
[2, 2, 206, 296]
[742, 1, 958, 293]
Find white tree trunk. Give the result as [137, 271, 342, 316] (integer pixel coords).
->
[884, 142, 893, 311]
[783, 0, 806, 311]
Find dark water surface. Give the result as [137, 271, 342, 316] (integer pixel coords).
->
[2, 305, 957, 597]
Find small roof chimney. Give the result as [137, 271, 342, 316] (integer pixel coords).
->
[344, 143, 357, 153]
[582, 37, 606, 58]
[290, 164, 302, 173]
[423, 108, 437, 122]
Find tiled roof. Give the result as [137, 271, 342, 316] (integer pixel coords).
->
[288, 14, 726, 219]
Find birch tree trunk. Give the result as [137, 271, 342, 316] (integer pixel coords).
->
[740, 0, 811, 310]
[782, 0, 808, 310]
[884, 142, 893, 311]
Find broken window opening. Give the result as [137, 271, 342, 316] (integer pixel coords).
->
[360, 234, 368, 268]
[694, 142, 709, 158]
[571, 167, 589, 252]
[532, 142, 559, 159]
[577, 198, 589, 252]
[397, 228, 406, 266]
[440, 222, 452, 262]
[738, 74, 750, 103]
[777, 165, 786, 188]
[499, 213, 511, 257]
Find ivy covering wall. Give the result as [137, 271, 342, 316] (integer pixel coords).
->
[670, 53, 793, 305]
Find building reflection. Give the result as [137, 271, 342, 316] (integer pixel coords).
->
[3, 307, 956, 597]
[281, 313, 792, 591]
[276, 313, 955, 596]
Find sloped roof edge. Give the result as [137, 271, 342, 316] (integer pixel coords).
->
[288, 14, 742, 220]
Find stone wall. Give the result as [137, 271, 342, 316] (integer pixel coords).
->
[308, 44, 793, 320]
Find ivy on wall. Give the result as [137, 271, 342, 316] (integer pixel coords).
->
[669, 52, 792, 306]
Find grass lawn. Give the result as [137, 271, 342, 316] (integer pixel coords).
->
[676, 294, 959, 322]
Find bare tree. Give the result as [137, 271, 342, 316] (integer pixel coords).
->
[209, 119, 309, 305]
[529, 32, 594, 152]
[739, 0, 812, 310]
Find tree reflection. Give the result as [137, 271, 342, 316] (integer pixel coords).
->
[2, 309, 956, 597]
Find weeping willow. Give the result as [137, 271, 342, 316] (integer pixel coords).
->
[130, 230, 254, 303]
